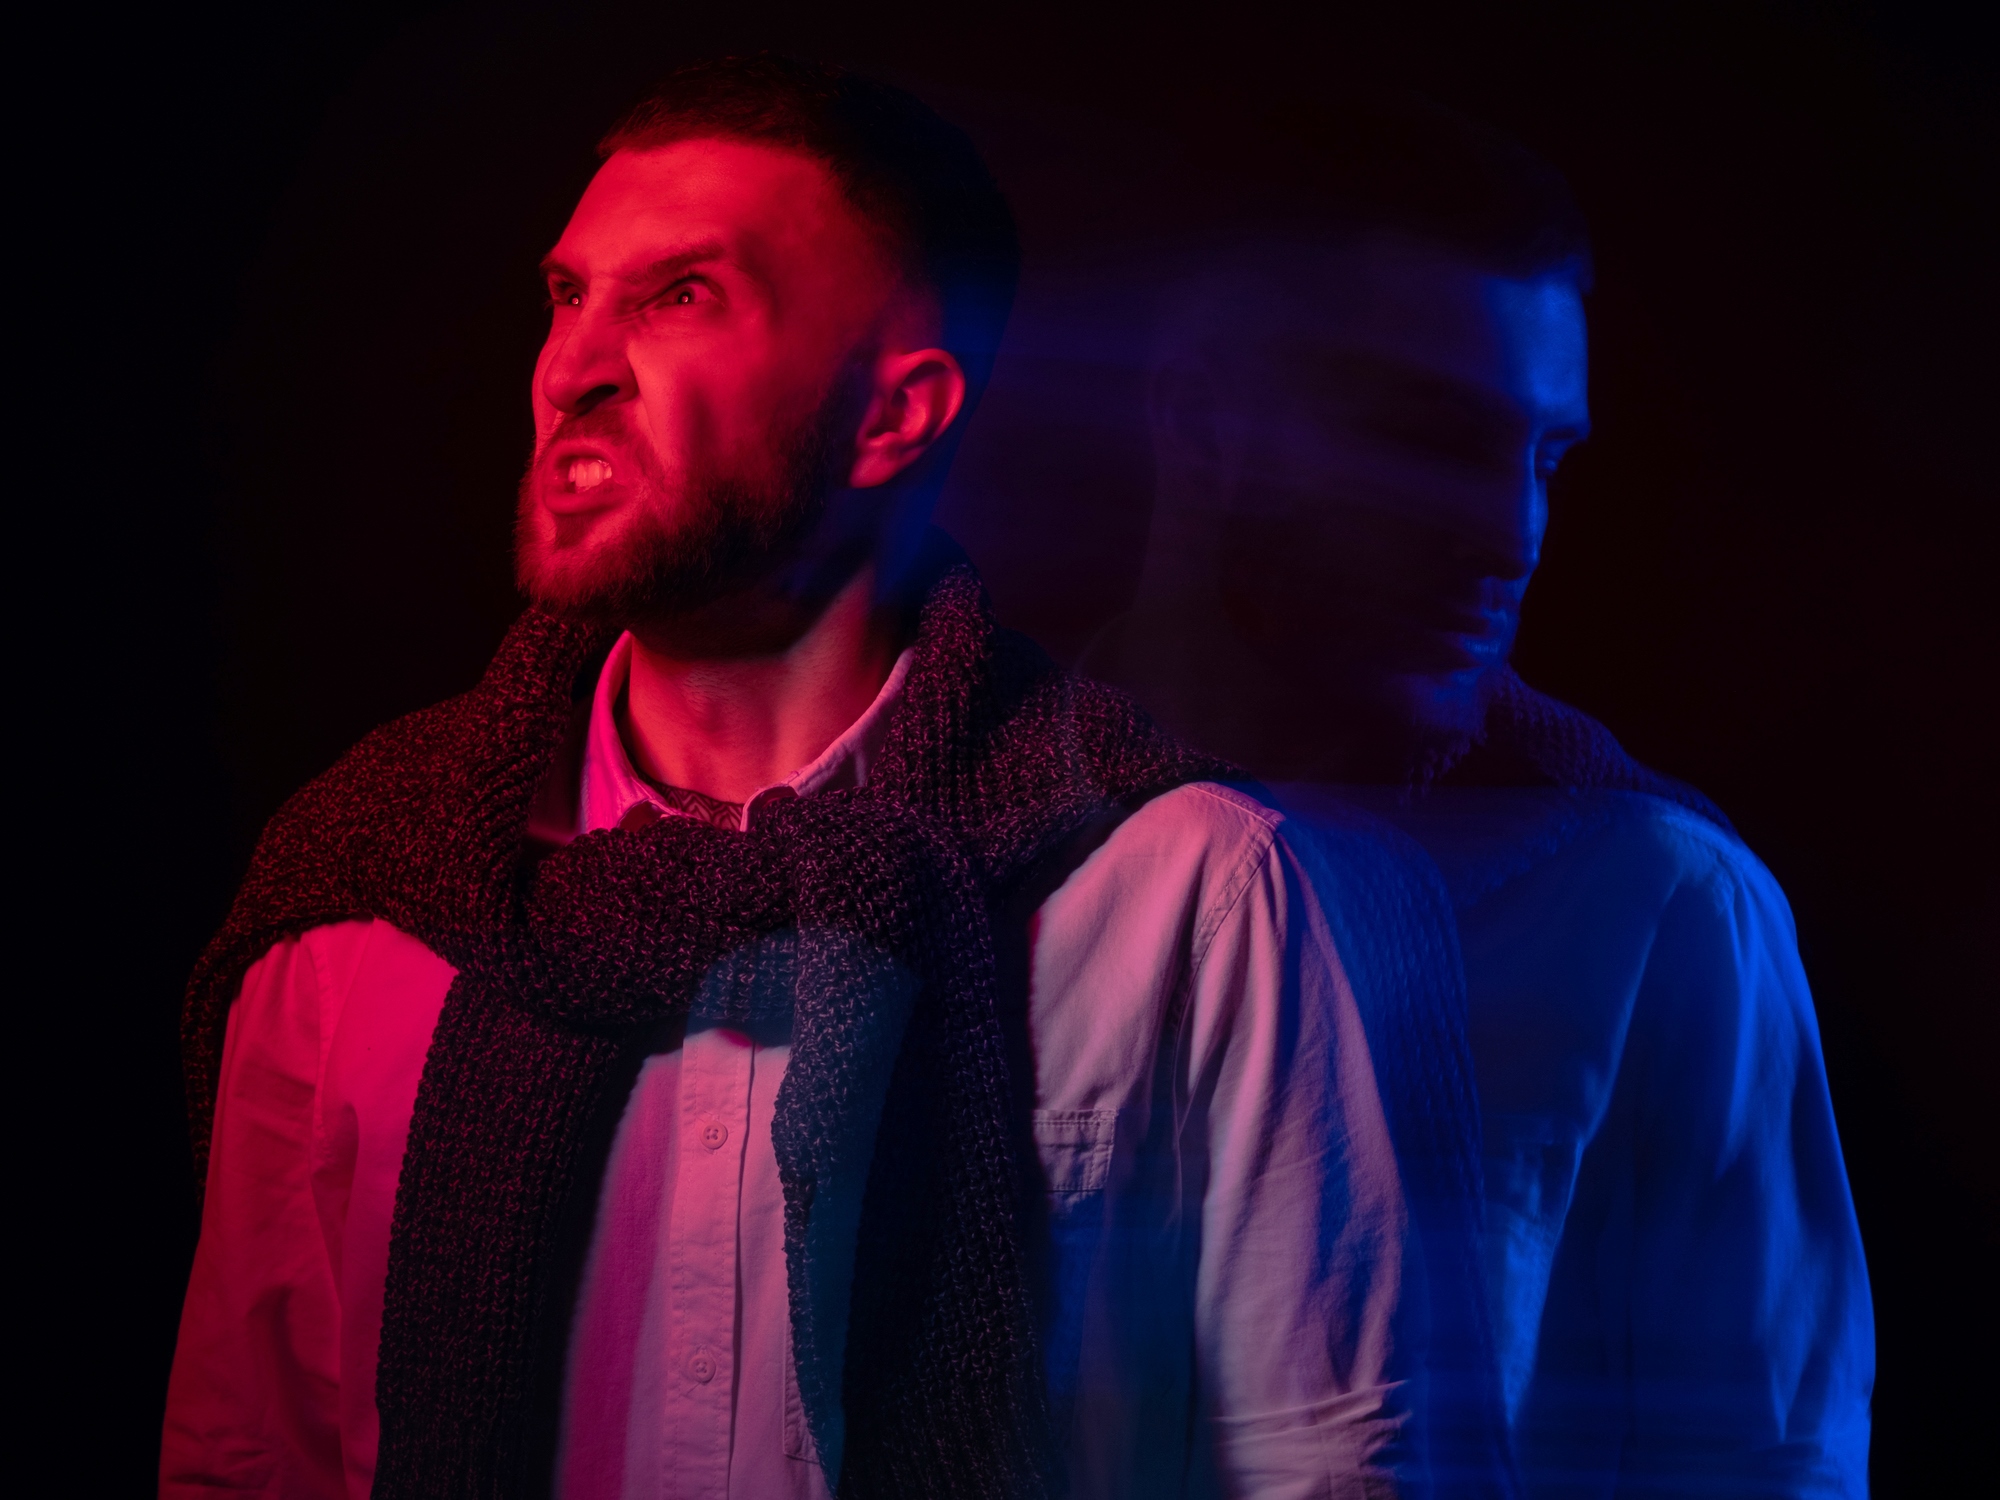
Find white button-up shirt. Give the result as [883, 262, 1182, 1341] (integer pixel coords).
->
[1290, 785, 1873, 1498]
[164, 634, 1415, 1500]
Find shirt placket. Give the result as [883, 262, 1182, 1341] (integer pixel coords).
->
[663, 1024, 755, 1499]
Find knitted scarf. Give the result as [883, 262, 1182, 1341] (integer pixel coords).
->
[1445, 666, 1733, 831]
[182, 561, 1232, 1500]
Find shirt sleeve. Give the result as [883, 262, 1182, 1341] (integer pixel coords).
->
[161, 935, 347, 1499]
[1188, 825, 1416, 1498]
[1524, 831, 1875, 1498]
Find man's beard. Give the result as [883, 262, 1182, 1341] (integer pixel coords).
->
[514, 387, 848, 630]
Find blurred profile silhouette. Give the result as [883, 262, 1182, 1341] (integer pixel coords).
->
[1086, 94, 1875, 1496]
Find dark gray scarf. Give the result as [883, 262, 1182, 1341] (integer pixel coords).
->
[183, 560, 1233, 1499]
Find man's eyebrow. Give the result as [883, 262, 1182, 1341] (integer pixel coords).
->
[1324, 353, 1591, 439]
[1295, 348, 1526, 428]
[625, 241, 732, 286]
[536, 241, 734, 287]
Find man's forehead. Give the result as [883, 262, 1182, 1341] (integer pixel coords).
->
[1264, 239, 1589, 422]
[1480, 274, 1589, 421]
[548, 137, 867, 273]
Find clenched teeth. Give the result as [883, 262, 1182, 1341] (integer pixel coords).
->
[567, 457, 614, 491]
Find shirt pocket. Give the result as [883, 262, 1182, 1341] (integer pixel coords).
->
[782, 1113, 1123, 1466]
[1033, 1108, 1119, 1429]
[1033, 1108, 1119, 1201]
[782, 1316, 821, 1466]
[776, 1336, 816, 1464]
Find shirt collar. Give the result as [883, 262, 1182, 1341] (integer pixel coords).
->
[578, 631, 915, 836]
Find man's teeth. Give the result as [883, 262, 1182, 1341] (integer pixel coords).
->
[567, 458, 614, 491]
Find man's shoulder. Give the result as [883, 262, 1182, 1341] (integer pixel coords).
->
[1333, 784, 1777, 917]
[1043, 781, 1284, 933]
[292, 913, 450, 970]
[238, 917, 456, 1011]
[1459, 668, 1734, 833]
[1120, 779, 1285, 857]
[1585, 790, 1781, 902]
[1595, 792, 1798, 947]
[1477, 792, 1798, 964]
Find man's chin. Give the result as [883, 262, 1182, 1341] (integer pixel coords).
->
[517, 531, 641, 621]
[515, 493, 656, 611]
[1383, 664, 1497, 739]
[515, 518, 772, 631]
[1339, 664, 1500, 785]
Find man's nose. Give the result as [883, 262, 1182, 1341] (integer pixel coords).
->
[539, 305, 634, 417]
[1454, 462, 1547, 583]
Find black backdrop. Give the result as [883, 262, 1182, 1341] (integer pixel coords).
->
[33, 1, 1994, 1489]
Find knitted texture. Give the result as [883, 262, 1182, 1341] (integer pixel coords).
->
[182, 562, 1233, 1500]
[1446, 666, 1733, 831]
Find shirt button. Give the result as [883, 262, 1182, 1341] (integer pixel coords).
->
[699, 1120, 728, 1151]
[687, 1347, 716, 1384]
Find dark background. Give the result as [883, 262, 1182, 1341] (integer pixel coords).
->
[32, 0, 1993, 1489]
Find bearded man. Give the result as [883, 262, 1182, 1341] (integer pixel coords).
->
[1086, 97, 1874, 1497]
[161, 58, 1437, 1500]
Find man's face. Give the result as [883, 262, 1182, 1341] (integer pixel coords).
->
[1213, 237, 1590, 751]
[517, 139, 906, 622]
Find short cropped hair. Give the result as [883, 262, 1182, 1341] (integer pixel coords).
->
[601, 55, 1021, 400]
[1211, 89, 1595, 288]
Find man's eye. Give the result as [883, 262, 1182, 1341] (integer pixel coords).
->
[661, 278, 714, 307]
[546, 286, 582, 310]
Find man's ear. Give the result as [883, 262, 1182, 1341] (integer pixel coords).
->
[848, 348, 968, 489]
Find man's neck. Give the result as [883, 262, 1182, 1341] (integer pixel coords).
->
[1100, 594, 1475, 785]
[617, 565, 905, 805]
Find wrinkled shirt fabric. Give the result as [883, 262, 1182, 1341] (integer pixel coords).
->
[1285, 786, 1873, 1500]
[164, 634, 1416, 1500]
